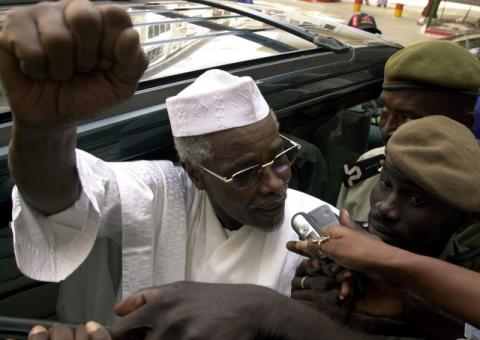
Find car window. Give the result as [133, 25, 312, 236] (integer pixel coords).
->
[467, 38, 480, 49]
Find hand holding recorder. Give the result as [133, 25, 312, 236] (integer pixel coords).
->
[291, 204, 339, 243]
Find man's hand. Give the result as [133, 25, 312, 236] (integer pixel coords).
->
[111, 281, 370, 340]
[291, 258, 349, 302]
[287, 210, 407, 330]
[112, 282, 276, 340]
[28, 322, 111, 340]
[287, 209, 363, 303]
[290, 259, 409, 335]
[287, 209, 402, 279]
[4, 0, 148, 214]
[0, 0, 148, 125]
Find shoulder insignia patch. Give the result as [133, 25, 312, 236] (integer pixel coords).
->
[341, 154, 385, 188]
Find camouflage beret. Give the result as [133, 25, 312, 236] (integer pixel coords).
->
[386, 115, 480, 212]
[383, 40, 480, 97]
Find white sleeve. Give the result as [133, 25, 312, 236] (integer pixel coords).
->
[11, 149, 119, 282]
[465, 323, 480, 340]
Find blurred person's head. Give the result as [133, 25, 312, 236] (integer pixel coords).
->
[368, 116, 480, 257]
[379, 40, 480, 141]
[348, 12, 382, 34]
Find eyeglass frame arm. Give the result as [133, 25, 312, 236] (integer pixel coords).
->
[197, 135, 301, 185]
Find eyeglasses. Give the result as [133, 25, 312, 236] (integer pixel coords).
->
[198, 135, 301, 190]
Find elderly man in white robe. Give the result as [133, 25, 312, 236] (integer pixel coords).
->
[1, 0, 330, 325]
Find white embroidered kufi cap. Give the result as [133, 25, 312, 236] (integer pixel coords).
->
[166, 69, 270, 137]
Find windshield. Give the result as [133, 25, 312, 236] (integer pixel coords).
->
[131, 1, 318, 80]
[134, 0, 394, 81]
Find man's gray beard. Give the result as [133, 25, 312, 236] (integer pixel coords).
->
[255, 214, 285, 233]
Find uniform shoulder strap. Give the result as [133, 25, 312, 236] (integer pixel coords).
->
[341, 154, 385, 188]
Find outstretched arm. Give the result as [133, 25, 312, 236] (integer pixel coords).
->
[1, 0, 148, 214]
[112, 282, 377, 340]
[292, 214, 480, 329]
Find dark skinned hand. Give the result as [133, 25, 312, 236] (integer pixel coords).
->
[28, 322, 111, 340]
[111, 281, 374, 340]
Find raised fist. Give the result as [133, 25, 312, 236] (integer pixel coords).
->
[0, 0, 148, 126]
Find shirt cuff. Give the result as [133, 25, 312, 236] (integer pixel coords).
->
[10, 149, 108, 282]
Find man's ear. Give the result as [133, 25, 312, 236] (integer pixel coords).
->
[181, 161, 206, 190]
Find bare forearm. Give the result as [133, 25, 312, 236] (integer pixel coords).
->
[266, 299, 377, 340]
[402, 291, 463, 339]
[304, 225, 480, 329]
[2, 0, 146, 213]
[9, 121, 81, 215]
[380, 249, 480, 328]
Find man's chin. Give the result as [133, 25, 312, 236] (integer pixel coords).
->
[368, 224, 401, 248]
[253, 210, 285, 232]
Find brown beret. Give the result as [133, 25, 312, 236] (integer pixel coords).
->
[383, 40, 480, 97]
[386, 116, 480, 212]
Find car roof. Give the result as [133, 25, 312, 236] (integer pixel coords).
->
[444, 30, 480, 41]
[0, 0, 396, 82]
[0, 0, 400, 184]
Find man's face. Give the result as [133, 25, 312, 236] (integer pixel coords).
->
[379, 90, 471, 141]
[198, 115, 290, 231]
[368, 162, 461, 257]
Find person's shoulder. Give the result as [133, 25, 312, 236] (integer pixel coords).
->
[287, 188, 336, 213]
[108, 157, 179, 174]
[465, 323, 480, 339]
[97, 155, 188, 190]
[76, 149, 179, 173]
[287, 188, 320, 201]
[340, 146, 385, 189]
[358, 146, 385, 161]
[287, 188, 331, 203]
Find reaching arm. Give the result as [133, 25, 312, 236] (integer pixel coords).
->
[291, 213, 480, 328]
[0, 0, 148, 214]
[112, 282, 378, 340]
[379, 246, 480, 330]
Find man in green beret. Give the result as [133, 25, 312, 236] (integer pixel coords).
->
[337, 39, 480, 269]
[370, 115, 480, 258]
[292, 115, 480, 339]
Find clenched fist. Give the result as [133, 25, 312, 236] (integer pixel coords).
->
[0, 0, 148, 126]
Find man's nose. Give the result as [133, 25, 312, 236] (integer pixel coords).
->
[376, 193, 401, 221]
[380, 115, 400, 141]
[258, 166, 286, 195]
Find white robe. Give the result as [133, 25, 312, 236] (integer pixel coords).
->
[11, 150, 331, 324]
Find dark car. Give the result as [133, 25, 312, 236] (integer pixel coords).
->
[444, 30, 480, 59]
[0, 0, 400, 337]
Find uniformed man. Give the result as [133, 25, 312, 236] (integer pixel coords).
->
[292, 115, 480, 338]
[337, 40, 480, 268]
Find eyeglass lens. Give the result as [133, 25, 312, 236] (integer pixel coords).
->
[231, 146, 300, 189]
